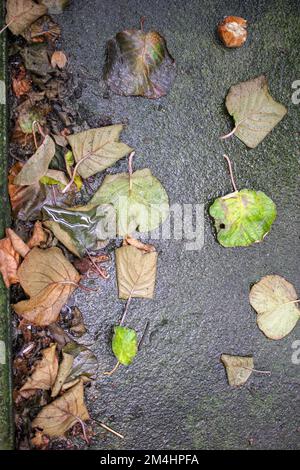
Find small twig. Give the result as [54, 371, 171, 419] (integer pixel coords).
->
[62, 152, 91, 193]
[128, 151, 135, 194]
[223, 154, 238, 192]
[138, 320, 150, 350]
[92, 419, 124, 439]
[104, 361, 120, 376]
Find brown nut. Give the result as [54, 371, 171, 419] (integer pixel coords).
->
[218, 16, 248, 48]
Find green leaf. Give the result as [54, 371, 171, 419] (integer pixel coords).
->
[224, 75, 287, 148]
[105, 28, 176, 98]
[249, 275, 300, 340]
[43, 204, 113, 257]
[115, 245, 157, 299]
[14, 136, 56, 186]
[66, 125, 133, 179]
[40, 170, 68, 188]
[209, 189, 276, 247]
[90, 168, 169, 236]
[112, 326, 138, 366]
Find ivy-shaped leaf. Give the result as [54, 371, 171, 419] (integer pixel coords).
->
[90, 168, 169, 236]
[249, 275, 300, 340]
[209, 189, 276, 247]
[112, 326, 138, 366]
[104, 27, 176, 98]
[224, 75, 287, 148]
[66, 125, 133, 179]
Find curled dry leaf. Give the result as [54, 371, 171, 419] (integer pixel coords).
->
[209, 189, 277, 247]
[51, 50, 67, 69]
[218, 16, 247, 48]
[0, 236, 20, 288]
[27, 221, 48, 249]
[12, 65, 32, 98]
[14, 135, 56, 186]
[19, 344, 58, 398]
[69, 307, 87, 337]
[5, 0, 48, 36]
[223, 75, 287, 148]
[91, 168, 169, 236]
[112, 326, 138, 366]
[116, 245, 157, 300]
[221, 354, 254, 386]
[23, 15, 61, 43]
[124, 235, 155, 253]
[66, 124, 133, 179]
[13, 247, 80, 326]
[6, 228, 30, 258]
[32, 380, 89, 437]
[51, 351, 74, 398]
[249, 275, 300, 340]
[105, 28, 176, 99]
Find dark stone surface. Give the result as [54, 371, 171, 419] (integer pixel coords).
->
[56, 0, 300, 449]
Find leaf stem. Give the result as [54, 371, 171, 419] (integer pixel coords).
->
[62, 152, 91, 194]
[86, 249, 109, 280]
[220, 125, 238, 140]
[223, 154, 238, 192]
[243, 366, 271, 375]
[140, 16, 146, 31]
[128, 151, 135, 195]
[120, 296, 132, 326]
[103, 361, 120, 376]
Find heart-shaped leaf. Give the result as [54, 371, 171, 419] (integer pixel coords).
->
[209, 189, 276, 247]
[20, 344, 58, 398]
[112, 326, 138, 366]
[13, 247, 80, 326]
[32, 381, 89, 437]
[105, 28, 176, 99]
[6, 0, 48, 36]
[116, 245, 157, 299]
[90, 168, 169, 236]
[221, 354, 254, 386]
[224, 75, 287, 148]
[66, 125, 133, 179]
[14, 135, 56, 186]
[249, 275, 300, 340]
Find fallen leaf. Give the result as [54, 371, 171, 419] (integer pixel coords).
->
[69, 307, 87, 337]
[104, 27, 176, 99]
[48, 323, 71, 350]
[13, 247, 80, 326]
[221, 354, 254, 386]
[22, 14, 61, 43]
[19, 344, 58, 398]
[124, 235, 155, 253]
[90, 168, 169, 236]
[28, 221, 48, 248]
[51, 351, 74, 397]
[43, 204, 113, 257]
[31, 431, 50, 449]
[40, 169, 69, 188]
[62, 342, 98, 384]
[116, 245, 157, 299]
[14, 135, 55, 186]
[66, 125, 133, 179]
[223, 75, 287, 148]
[6, 228, 30, 258]
[20, 43, 53, 86]
[112, 326, 138, 366]
[51, 50, 67, 69]
[32, 381, 89, 437]
[0, 237, 20, 288]
[12, 65, 32, 98]
[6, 0, 48, 36]
[209, 189, 277, 247]
[249, 275, 300, 340]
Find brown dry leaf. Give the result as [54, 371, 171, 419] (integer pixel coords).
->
[51, 51, 67, 69]
[69, 307, 87, 337]
[19, 344, 58, 398]
[221, 354, 254, 386]
[23, 15, 61, 43]
[12, 65, 32, 98]
[31, 431, 50, 449]
[51, 352, 74, 398]
[32, 380, 89, 437]
[124, 235, 156, 253]
[13, 247, 80, 326]
[115, 245, 157, 299]
[6, 0, 48, 36]
[28, 221, 48, 249]
[14, 135, 56, 186]
[6, 228, 30, 258]
[0, 237, 20, 288]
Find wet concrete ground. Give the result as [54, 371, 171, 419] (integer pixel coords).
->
[56, 0, 299, 449]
